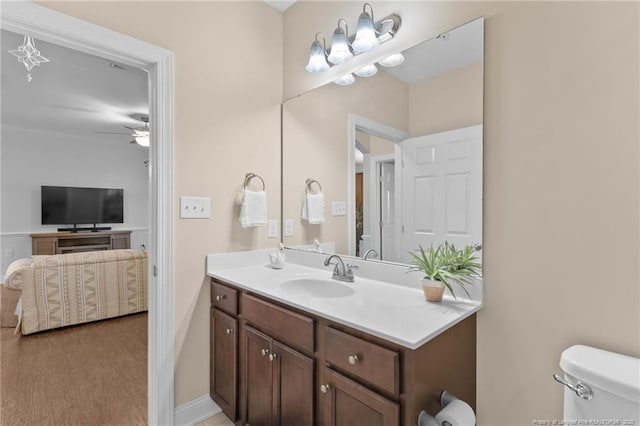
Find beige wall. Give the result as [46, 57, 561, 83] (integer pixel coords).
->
[39, 1, 283, 406]
[284, 1, 640, 424]
[409, 62, 483, 136]
[282, 71, 407, 252]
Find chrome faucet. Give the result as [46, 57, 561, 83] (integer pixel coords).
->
[324, 254, 358, 283]
[362, 249, 379, 260]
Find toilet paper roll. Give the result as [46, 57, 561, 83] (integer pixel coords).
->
[434, 399, 476, 426]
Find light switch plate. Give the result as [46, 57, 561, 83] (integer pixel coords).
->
[268, 220, 278, 238]
[331, 201, 347, 216]
[284, 219, 294, 237]
[180, 196, 211, 219]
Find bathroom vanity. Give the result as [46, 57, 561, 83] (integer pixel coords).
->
[207, 250, 480, 426]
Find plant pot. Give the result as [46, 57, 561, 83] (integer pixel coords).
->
[421, 278, 445, 302]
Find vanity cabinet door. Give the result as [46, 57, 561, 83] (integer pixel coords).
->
[211, 308, 238, 421]
[272, 340, 314, 426]
[319, 367, 399, 426]
[243, 325, 274, 426]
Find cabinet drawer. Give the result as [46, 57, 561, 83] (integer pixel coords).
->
[242, 293, 314, 354]
[212, 281, 238, 315]
[324, 326, 399, 397]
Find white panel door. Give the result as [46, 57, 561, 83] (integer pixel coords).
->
[380, 161, 396, 261]
[399, 125, 482, 263]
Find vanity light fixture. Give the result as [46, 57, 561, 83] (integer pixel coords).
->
[333, 73, 355, 86]
[327, 19, 353, 65]
[378, 52, 405, 67]
[354, 63, 378, 78]
[352, 3, 379, 53]
[305, 3, 401, 73]
[305, 33, 330, 73]
[8, 35, 49, 82]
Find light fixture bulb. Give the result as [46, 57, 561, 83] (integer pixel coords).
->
[378, 52, 405, 67]
[352, 7, 379, 53]
[135, 133, 150, 147]
[354, 64, 378, 78]
[334, 74, 355, 85]
[327, 23, 353, 65]
[305, 39, 330, 73]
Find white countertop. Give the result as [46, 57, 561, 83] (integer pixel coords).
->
[206, 249, 482, 350]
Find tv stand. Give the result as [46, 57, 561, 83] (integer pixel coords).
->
[31, 230, 131, 255]
[57, 225, 112, 233]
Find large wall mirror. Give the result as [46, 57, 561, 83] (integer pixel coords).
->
[282, 17, 484, 265]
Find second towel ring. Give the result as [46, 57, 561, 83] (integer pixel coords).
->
[244, 173, 265, 191]
[305, 178, 322, 194]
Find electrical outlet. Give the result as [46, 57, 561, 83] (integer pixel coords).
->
[284, 219, 294, 237]
[268, 220, 278, 238]
[180, 196, 211, 219]
[331, 201, 347, 216]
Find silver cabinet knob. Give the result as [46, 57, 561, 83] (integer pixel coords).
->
[215, 294, 226, 301]
[320, 384, 330, 394]
[268, 353, 278, 362]
[225, 328, 233, 335]
[348, 355, 359, 365]
[261, 348, 270, 356]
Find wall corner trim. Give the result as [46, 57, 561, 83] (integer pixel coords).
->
[174, 395, 222, 426]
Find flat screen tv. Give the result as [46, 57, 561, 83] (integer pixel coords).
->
[41, 186, 124, 230]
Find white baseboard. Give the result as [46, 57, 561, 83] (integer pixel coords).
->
[174, 395, 222, 426]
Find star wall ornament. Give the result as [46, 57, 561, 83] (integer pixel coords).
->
[8, 35, 49, 82]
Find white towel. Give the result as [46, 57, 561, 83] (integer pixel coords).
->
[301, 192, 325, 224]
[240, 189, 267, 228]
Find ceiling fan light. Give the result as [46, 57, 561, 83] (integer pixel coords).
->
[135, 135, 149, 147]
[327, 26, 353, 65]
[352, 9, 379, 53]
[354, 63, 378, 78]
[378, 53, 405, 67]
[334, 74, 355, 85]
[306, 39, 330, 73]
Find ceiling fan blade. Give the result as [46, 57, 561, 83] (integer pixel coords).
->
[123, 126, 136, 130]
[130, 140, 137, 144]
[94, 131, 132, 135]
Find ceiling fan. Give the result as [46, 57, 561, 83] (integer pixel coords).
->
[94, 115, 149, 147]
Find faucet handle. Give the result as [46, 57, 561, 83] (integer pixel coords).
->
[346, 264, 359, 277]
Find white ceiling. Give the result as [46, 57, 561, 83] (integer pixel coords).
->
[263, 0, 297, 12]
[1, 29, 148, 143]
[382, 18, 483, 84]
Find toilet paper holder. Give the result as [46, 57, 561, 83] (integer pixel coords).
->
[417, 391, 475, 426]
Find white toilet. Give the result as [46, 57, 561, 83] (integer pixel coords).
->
[558, 345, 640, 422]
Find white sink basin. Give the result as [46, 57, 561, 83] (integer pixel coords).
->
[280, 278, 355, 298]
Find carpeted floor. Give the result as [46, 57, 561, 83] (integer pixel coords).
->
[0, 313, 147, 426]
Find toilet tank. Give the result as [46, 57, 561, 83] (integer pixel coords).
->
[560, 345, 640, 422]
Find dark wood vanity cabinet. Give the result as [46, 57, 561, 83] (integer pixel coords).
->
[242, 325, 314, 426]
[211, 282, 240, 421]
[210, 278, 476, 426]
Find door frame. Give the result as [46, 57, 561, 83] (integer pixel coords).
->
[347, 114, 407, 256]
[1, 2, 174, 424]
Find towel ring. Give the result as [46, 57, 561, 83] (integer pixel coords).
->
[244, 173, 265, 191]
[305, 178, 322, 194]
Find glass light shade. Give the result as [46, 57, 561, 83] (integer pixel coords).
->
[334, 74, 355, 85]
[327, 27, 353, 65]
[135, 134, 150, 147]
[354, 64, 378, 78]
[305, 40, 330, 73]
[352, 11, 379, 53]
[378, 53, 405, 67]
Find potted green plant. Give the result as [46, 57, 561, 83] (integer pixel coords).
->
[408, 242, 482, 302]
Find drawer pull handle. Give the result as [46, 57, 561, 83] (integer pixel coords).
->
[225, 328, 234, 335]
[268, 353, 278, 362]
[348, 355, 359, 365]
[215, 294, 227, 301]
[320, 384, 330, 394]
[261, 348, 270, 356]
